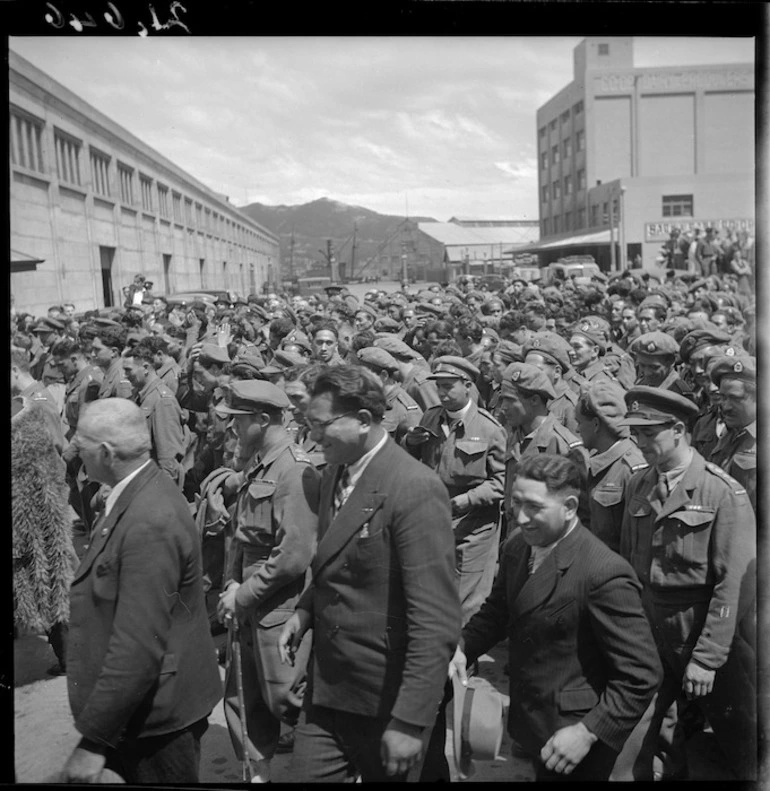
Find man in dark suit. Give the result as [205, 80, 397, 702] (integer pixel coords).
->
[278, 365, 461, 782]
[61, 398, 222, 784]
[451, 453, 661, 781]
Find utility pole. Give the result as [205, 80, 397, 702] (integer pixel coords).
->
[350, 221, 357, 280]
[289, 226, 295, 280]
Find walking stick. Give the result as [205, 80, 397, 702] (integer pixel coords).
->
[228, 617, 253, 782]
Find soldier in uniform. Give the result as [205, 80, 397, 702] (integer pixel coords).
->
[374, 335, 442, 412]
[628, 331, 693, 397]
[404, 356, 505, 625]
[30, 316, 67, 412]
[50, 337, 103, 531]
[356, 346, 422, 445]
[678, 328, 732, 411]
[497, 362, 589, 533]
[217, 380, 320, 784]
[90, 325, 133, 399]
[123, 340, 187, 486]
[574, 380, 647, 553]
[589, 314, 636, 389]
[522, 331, 580, 434]
[143, 335, 181, 395]
[617, 387, 756, 780]
[568, 317, 616, 388]
[708, 356, 757, 513]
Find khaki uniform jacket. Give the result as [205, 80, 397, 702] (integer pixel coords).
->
[586, 439, 648, 553]
[225, 438, 320, 625]
[137, 377, 186, 484]
[504, 415, 588, 527]
[383, 385, 423, 445]
[63, 364, 102, 439]
[98, 358, 132, 400]
[710, 421, 756, 512]
[578, 359, 618, 387]
[157, 358, 181, 395]
[620, 450, 755, 670]
[549, 380, 579, 434]
[402, 365, 442, 411]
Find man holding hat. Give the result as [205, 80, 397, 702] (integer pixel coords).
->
[708, 355, 756, 513]
[452, 453, 661, 781]
[374, 335, 441, 411]
[498, 362, 588, 536]
[629, 332, 692, 396]
[574, 381, 647, 553]
[405, 355, 506, 625]
[216, 380, 320, 783]
[357, 346, 423, 445]
[617, 386, 756, 780]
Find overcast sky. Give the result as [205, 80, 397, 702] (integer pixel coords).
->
[9, 36, 755, 221]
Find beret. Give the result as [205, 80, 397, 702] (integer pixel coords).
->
[709, 355, 756, 387]
[32, 317, 65, 333]
[281, 330, 312, 353]
[342, 294, 360, 313]
[248, 304, 270, 321]
[621, 385, 699, 426]
[272, 349, 307, 369]
[373, 317, 401, 333]
[688, 278, 709, 293]
[231, 350, 265, 373]
[89, 317, 121, 328]
[356, 304, 379, 320]
[216, 380, 290, 414]
[628, 331, 679, 358]
[481, 326, 500, 343]
[579, 380, 629, 437]
[542, 287, 564, 303]
[356, 346, 400, 372]
[493, 340, 523, 365]
[415, 302, 446, 317]
[522, 331, 572, 372]
[570, 317, 607, 353]
[465, 291, 485, 302]
[639, 294, 669, 311]
[501, 362, 556, 401]
[374, 336, 422, 361]
[427, 355, 479, 382]
[678, 329, 732, 363]
[198, 344, 231, 366]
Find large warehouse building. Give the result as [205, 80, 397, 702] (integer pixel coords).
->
[10, 50, 279, 315]
[521, 37, 754, 270]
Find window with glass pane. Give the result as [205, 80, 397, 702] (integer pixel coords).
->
[578, 169, 586, 190]
[185, 199, 193, 225]
[90, 149, 111, 197]
[118, 164, 134, 204]
[173, 192, 182, 222]
[563, 138, 572, 159]
[661, 195, 693, 218]
[10, 109, 45, 174]
[140, 175, 153, 211]
[551, 145, 560, 165]
[564, 175, 572, 195]
[158, 185, 169, 218]
[553, 181, 561, 199]
[576, 130, 585, 151]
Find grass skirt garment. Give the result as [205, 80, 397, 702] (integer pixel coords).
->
[12, 399, 77, 635]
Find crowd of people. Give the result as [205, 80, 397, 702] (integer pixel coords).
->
[11, 260, 758, 783]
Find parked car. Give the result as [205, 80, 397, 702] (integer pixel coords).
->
[542, 258, 601, 286]
[165, 289, 229, 305]
[476, 274, 507, 292]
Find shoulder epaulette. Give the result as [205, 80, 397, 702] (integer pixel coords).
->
[476, 406, 503, 427]
[705, 461, 747, 494]
[567, 439, 584, 449]
[424, 404, 443, 415]
[406, 404, 420, 411]
[31, 392, 48, 401]
[288, 444, 312, 464]
[627, 461, 649, 472]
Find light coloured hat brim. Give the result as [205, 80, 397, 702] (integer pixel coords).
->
[214, 404, 256, 415]
[619, 415, 670, 426]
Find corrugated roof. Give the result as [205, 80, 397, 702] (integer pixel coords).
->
[508, 229, 611, 253]
[418, 222, 540, 247]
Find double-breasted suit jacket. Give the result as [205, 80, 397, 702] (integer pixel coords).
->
[67, 462, 222, 748]
[462, 524, 661, 760]
[297, 436, 461, 729]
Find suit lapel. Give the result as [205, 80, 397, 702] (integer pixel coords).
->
[72, 462, 156, 584]
[311, 442, 391, 576]
[510, 524, 583, 621]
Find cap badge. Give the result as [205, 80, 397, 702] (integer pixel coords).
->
[726, 347, 736, 356]
[733, 361, 743, 373]
[631, 401, 640, 412]
[647, 342, 656, 352]
[581, 322, 590, 332]
[532, 338, 541, 347]
[511, 370, 521, 381]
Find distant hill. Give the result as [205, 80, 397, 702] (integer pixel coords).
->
[236, 197, 436, 279]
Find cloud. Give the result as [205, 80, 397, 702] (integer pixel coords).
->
[494, 159, 538, 180]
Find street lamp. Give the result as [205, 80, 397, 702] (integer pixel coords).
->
[619, 186, 627, 271]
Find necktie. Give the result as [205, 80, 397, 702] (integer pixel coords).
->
[656, 472, 669, 502]
[333, 467, 350, 515]
[527, 551, 535, 576]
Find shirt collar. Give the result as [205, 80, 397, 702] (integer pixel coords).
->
[345, 430, 389, 490]
[104, 460, 151, 518]
[446, 399, 472, 422]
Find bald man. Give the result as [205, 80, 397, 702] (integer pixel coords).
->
[62, 398, 222, 784]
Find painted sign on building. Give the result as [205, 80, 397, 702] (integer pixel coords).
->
[595, 67, 753, 96]
[644, 218, 754, 243]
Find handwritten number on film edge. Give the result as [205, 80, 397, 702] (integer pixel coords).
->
[44, 3, 190, 34]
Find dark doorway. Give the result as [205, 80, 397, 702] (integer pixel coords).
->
[99, 246, 115, 307]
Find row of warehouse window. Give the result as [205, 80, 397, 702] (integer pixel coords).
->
[541, 169, 587, 203]
[540, 130, 586, 170]
[10, 106, 267, 249]
[538, 101, 584, 141]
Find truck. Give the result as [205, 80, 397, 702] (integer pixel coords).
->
[541, 255, 601, 285]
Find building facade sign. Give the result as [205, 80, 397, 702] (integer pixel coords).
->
[595, 68, 753, 95]
[644, 218, 754, 243]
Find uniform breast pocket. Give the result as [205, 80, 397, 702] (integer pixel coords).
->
[592, 484, 623, 509]
[455, 440, 489, 480]
[245, 480, 276, 530]
[665, 510, 715, 572]
[92, 555, 119, 601]
[732, 452, 756, 473]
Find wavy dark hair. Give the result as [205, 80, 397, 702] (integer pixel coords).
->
[514, 453, 582, 498]
[310, 364, 386, 422]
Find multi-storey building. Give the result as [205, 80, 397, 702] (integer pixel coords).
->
[10, 50, 279, 315]
[525, 37, 754, 270]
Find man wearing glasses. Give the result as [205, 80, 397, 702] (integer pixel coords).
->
[279, 365, 461, 782]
